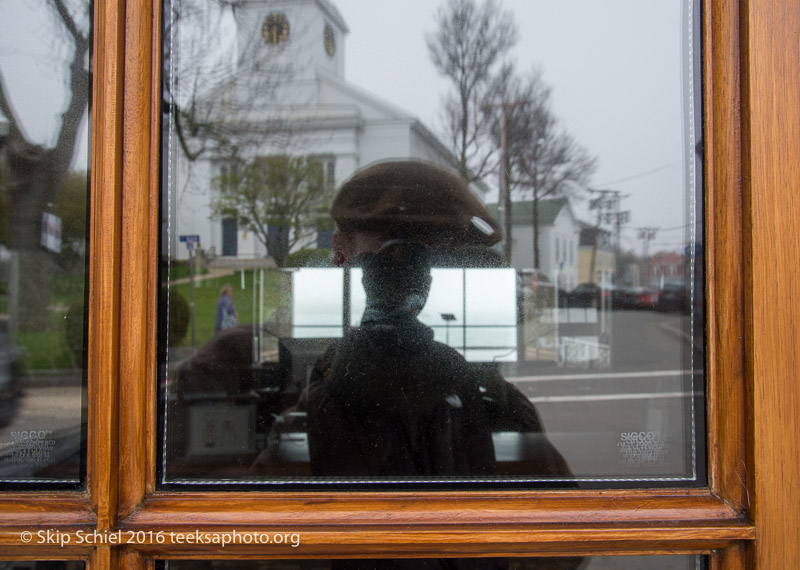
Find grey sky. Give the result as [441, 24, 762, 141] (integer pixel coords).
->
[0, 0, 696, 253]
[333, 0, 694, 253]
[0, 1, 90, 169]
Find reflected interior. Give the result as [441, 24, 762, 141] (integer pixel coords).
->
[159, 0, 704, 486]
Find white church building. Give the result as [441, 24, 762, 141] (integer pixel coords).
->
[167, 0, 486, 261]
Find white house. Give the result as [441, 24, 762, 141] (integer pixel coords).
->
[168, 0, 486, 261]
[489, 198, 582, 290]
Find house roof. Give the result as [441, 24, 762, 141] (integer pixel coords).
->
[487, 198, 572, 226]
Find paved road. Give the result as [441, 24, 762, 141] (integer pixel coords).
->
[0, 379, 85, 480]
[508, 309, 704, 481]
[0, 310, 703, 483]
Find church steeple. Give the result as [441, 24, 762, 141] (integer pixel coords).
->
[234, 0, 348, 82]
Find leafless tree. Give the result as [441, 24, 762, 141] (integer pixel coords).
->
[166, 0, 307, 163]
[0, 0, 91, 330]
[490, 65, 596, 269]
[426, 0, 517, 184]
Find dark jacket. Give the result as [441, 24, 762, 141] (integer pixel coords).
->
[304, 316, 497, 477]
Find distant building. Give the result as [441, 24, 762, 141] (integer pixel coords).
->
[648, 251, 686, 286]
[489, 198, 581, 290]
[577, 225, 615, 286]
[170, 0, 486, 261]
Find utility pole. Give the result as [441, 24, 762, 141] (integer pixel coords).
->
[637, 227, 658, 287]
[482, 100, 530, 265]
[588, 189, 629, 285]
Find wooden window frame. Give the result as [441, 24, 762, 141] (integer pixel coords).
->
[2, 0, 799, 567]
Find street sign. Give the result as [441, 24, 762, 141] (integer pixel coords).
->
[41, 212, 62, 254]
[179, 234, 200, 251]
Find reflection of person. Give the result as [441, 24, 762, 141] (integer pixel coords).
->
[214, 283, 238, 333]
[253, 160, 572, 480]
[307, 240, 496, 475]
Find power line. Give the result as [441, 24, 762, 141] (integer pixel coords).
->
[596, 161, 681, 186]
[621, 223, 690, 234]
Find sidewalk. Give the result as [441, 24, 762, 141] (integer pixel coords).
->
[166, 267, 236, 286]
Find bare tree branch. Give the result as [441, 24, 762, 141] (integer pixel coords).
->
[49, 0, 88, 48]
[427, 0, 517, 184]
[490, 65, 596, 268]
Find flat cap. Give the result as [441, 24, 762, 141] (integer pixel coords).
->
[331, 160, 502, 246]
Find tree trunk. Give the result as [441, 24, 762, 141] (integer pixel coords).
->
[5, 141, 62, 332]
[532, 189, 540, 270]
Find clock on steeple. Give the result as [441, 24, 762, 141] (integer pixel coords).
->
[323, 23, 336, 57]
[235, 0, 348, 82]
[262, 12, 290, 45]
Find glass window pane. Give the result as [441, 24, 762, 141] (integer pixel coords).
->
[159, 0, 704, 487]
[0, 1, 91, 486]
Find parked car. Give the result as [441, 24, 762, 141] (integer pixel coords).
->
[621, 286, 659, 310]
[657, 282, 690, 313]
[566, 283, 617, 309]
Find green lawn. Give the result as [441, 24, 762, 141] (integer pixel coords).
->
[51, 271, 87, 306]
[13, 271, 87, 371]
[10, 268, 290, 369]
[161, 261, 209, 282]
[17, 329, 78, 370]
[169, 269, 291, 349]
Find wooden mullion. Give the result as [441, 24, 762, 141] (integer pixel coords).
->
[711, 542, 748, 570]
[120, 548, 151, 570]
[89, 546, 118, 570]
[704, 0, 748, 511]
[87, 0, 126, 531]
[118, 0, 161, 518]
[145, 0, 164, 501]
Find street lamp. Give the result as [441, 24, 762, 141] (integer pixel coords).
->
[440, 313, 456, 346]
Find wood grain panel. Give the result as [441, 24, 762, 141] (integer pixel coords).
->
[743, 0, 800, 567]
[129, 526, 748, 559]
[711, 542, 747, 570]
[89, 546, 117, 570]
[145, 0, 164, 501]
[704, 0, 749, 512]
[0, 496, 94, 527]
[114, 489, 753, 556]
[87, 0, 125, 531]
[126, 490, 745, 527]
[118, 0, 159, 518]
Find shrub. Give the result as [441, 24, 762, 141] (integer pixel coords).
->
[167, 288, 190, 346]
[64, 301, 86, 366]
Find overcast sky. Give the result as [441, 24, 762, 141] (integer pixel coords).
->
[0, 0, 698, 254]
[332, 0, 697, 253]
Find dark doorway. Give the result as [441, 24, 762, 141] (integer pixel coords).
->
[222, 218, 238, 256]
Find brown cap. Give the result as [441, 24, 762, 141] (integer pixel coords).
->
[331, 160, 502, 246]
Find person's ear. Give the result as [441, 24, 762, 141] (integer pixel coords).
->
[333, 230, 352, 266]
[422, 275, 432, 299]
